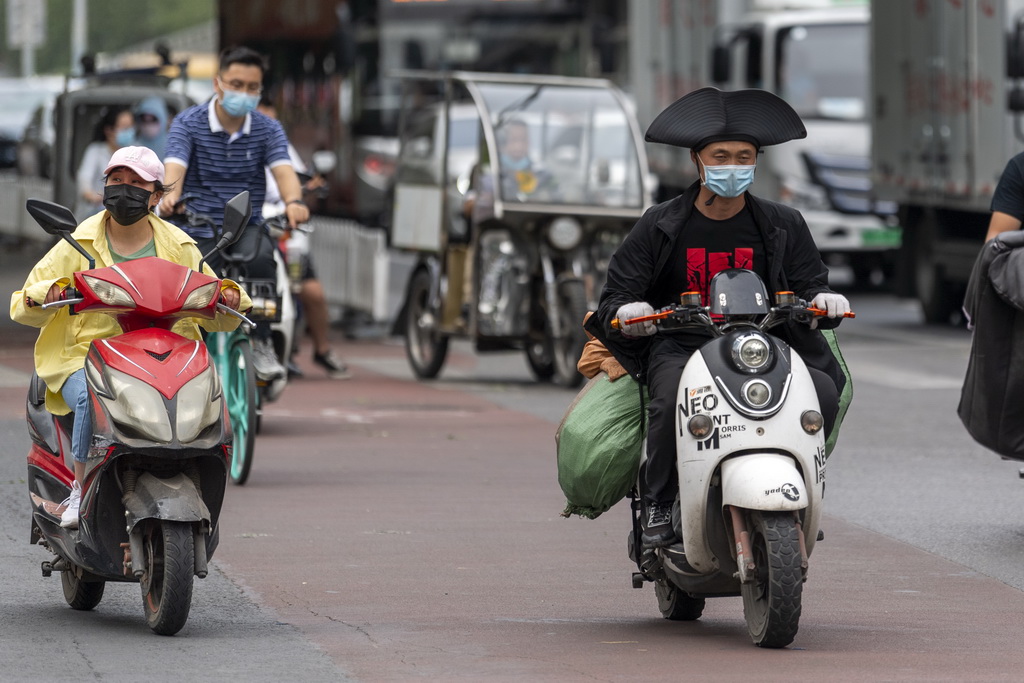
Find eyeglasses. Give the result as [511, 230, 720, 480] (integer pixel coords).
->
[219, 77, 262, 95]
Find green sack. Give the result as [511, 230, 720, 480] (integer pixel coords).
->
[821, 329, 853, 457]
[556, 373, 647, 519]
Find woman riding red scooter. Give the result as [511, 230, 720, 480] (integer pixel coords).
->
[10, 147, 252, 634]
[11, 147, 247, 527]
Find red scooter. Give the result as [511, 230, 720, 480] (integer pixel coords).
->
[24, 194, 252, 635]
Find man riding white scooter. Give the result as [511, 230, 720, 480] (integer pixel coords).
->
[584, 87, 852, 548]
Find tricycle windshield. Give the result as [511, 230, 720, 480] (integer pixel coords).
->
[476, 83, 645, 209]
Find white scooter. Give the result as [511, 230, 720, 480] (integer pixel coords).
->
[255, 209, 299, 405]
[617, 268, 852, 648]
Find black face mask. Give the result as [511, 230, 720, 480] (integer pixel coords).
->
[103, 184, 153, 226]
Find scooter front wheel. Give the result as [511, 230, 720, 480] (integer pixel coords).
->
[550, 279, 587, 388]
[226, 340, 258, 485]
[61, 568, 105, 611]
[141, 520, 195, 636]
[741, 511, 803, 648]
[405, 268, 449, 379]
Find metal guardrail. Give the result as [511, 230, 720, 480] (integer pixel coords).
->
[308, 216, 391, 323]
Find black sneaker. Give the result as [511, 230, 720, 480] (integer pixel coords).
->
[313, 350, 352, 380]
[641, 502, 678, 548]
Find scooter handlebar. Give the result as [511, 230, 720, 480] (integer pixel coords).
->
[611, 304, 856, 330]
[807, 307, 856, 319]
[610, 310, 675, 330]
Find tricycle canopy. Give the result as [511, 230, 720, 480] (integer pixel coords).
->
[390, 70, 651, 252]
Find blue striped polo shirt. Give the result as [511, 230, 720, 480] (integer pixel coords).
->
[164, 99, 291, 238]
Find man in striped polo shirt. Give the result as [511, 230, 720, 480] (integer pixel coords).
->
[159, 46, 310, 382]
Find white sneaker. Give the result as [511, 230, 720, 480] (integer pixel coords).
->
[251, 337, 286, 382]
[59, 481, 81, 529]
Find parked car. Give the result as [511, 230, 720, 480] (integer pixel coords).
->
[0, 76, 65, 173]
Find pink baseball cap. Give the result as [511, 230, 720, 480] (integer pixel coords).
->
[103, 146, 165, 184]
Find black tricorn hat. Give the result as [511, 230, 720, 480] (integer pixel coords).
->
[645, 87, 806, 151]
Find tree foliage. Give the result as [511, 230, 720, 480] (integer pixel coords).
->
[0, 0, 215, 75]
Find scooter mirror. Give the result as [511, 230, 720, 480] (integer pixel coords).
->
[220, 191, 252, 249]
[26, 198, 78, 236]
[25, 198, 95, 270]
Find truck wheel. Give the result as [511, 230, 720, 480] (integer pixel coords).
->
[916, 259, 956, 324]
[405, 269, 449, 379]
[741, 512, 803, 648]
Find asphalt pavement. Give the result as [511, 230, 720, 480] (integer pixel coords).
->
[6, 239, 1024, 679]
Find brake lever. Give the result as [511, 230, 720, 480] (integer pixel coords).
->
[217, 303, 256, 330]
[40, 298, 84, 310]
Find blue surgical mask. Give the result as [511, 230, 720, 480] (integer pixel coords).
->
[220, 88, 260, 118]
[115, 128, 136, 147]
[700, 160, 756, 198]
[500, 154, 530, 172]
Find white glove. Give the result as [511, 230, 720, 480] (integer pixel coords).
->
[810, 292, 850, 329]
[616, 301, 657, 337]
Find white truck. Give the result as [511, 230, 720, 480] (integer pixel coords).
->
[871, 0, 1024, 323]
[627, 0, 899, 287]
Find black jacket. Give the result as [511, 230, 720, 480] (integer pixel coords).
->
[959, 230, 1024, 459]
[584, 183, 846, 395]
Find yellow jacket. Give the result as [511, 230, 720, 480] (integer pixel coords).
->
[10, 210, 252, 414]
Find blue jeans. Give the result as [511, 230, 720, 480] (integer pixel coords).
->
[60, 369, 91, 464]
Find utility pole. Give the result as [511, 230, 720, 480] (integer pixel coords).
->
[72, 0, 88, 75]
[6, 0, 45, 77]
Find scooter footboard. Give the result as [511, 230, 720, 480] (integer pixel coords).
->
[123, 472, 212, 532]
[720, 453, 808, 511]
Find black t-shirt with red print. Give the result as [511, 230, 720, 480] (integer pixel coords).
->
[652, 205, 767, 309]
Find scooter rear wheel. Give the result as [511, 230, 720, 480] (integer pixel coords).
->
[741, 512, 803, 648]
[61, 568, 105, 611]
[227, 339, 258, 485]
[655, 578, 705, 621]
[141, 520, 195, 636]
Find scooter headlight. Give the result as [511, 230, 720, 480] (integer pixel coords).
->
[176, 366, 223, 443]
[742, 379, 772, 407]
[547, 217, 583, 250]
[82, 275, 136, 308]
[98, 368, 172, 443]
[182, 282, 219, 311]
[732, 333, 771, 373]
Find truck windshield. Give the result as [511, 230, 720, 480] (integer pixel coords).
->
[776, 22, 867, 121]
